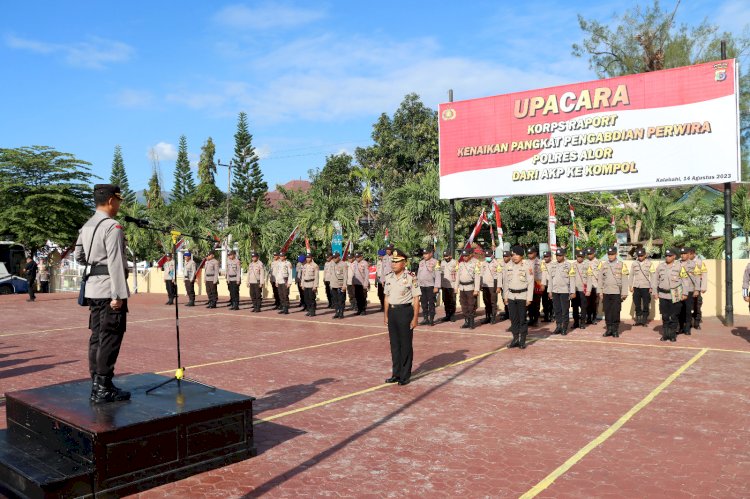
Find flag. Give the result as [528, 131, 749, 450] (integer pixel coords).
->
[384, 228, 389, 244]
[342, 239, 352, 260]
[305, 236, 311, 254]
[569, 202, 580, 238]
[548, 194, 557, 253]
[465, 209, 487, 248]
[489, 224, 495, 246]
[492, 200, 504, 250]
[280, 225, 300, 254]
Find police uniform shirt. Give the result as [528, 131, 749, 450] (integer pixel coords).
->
[529, 257, 543, 284]
[502, 260, 534, 302]
[440, 259, 458, 289]
[331, 261, 348, 288]
[163, 260, 175, 281]
[376, 259, 383, 281]
[585, 257, 601, 289]
[384, 270, 422, 305]
[204, 259, 220, 283]
[301, 261, 320, 289]
[573, 260, 588, 292]
[274, 260, 293, 285]
[456, 260, 480, 292]
[38, 263, 49, 282]
[295, 262, 304, 283]
[227, 258, 242, 284]
[545, 260, 576, 294]
[347, 260, 355, 285]
[417, 257, 441, 288]
[74, 210, 130, 300]
[679, 259, 699, 294]
[629, 259, 654, 289]
[382, 254, 393, 276]
[184, 260, 197, 282]
[479, 259, 500, 288]
[352, 259, 370, 287]
[246, 260, 265, 284]
[742, 262, 750, 294]
[269, 259, 277, 283]
[598, 259, 629, 298]
[324, 260, 334, 283]
[651, 261, 689, 300]
[693, 256, 707, 292]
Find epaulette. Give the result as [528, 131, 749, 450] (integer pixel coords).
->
[649, 262, 657, 273]
[596, 262, 603, 270]
[701, 262, 708, 272]
[568, 267, 576, 276]
[621, 263, 629, 275]
[540, 262, 547, 272]
[679, 267, 688, 278]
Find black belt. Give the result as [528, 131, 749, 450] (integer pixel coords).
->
[657, 287, 673, 294]
[89, 265, 109, 276]
[459, 280, 473, 285]
[389, 303, 413, 309]
[304, 279, 314, 282]
[509, 288, 527, 293]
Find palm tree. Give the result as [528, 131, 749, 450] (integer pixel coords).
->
[639, 188, 682, 254]
[732, 184, 750, 256]
[350, 165, 378, 220]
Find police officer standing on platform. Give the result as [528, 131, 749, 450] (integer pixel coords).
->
[226, 250, 242, 310]
[162, 254, 176, 305]
[74, 184, 131, 403]
[598, 246, 629, 337]
[301, 253, 319, 316]
[246, 251, 265, 312]
[457, 248, 480, 329]
[417, 247, 440, 326]
[270, 251, 280, 309]
[383, 249, 421, 386]
[503, 246, 534, 349]
[545, 248, 575, 335]
[439, 250, 458, 322]
[330, 252, 348, 319]
[689, 247, 707, 329]
[541, 251, 554, 322]
[651, 248, 688, 342]
[183, 252, 197, 307]
[629, 248, 654, 326]
[203, 251, 220, 308]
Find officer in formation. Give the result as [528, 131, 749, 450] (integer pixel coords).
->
[584, 247, 601, 324]
[677, 247, 701, 335]
[246, 251, 265, 312]
[598, 246, 629, 337]
[301, 253, 320, 316]
[375, 249, 386, 311]
[457, 248, 481, 329]
[500, 250, 511, 320]
[323, 252, 334, 309]
[479, 248, 500, 325]
[543, 248, 575, 335]
[270, 251, 281, 309]
[330, 252, 348, 319]
[183, 252, 197, 306]
[439, 249, 458, 322]
[346, 253, 357, 311]
[629, 248, 654, 326]
[274, 252, 293, 314]
[162, 253, 176, 305]
[526, 247, 544, 326]
[571, 249, 588, 329]
[226, 250, 242, 310]
[689, 247, 707, 329]
[541, 250, 554, 322]
[651, 248, 690, 342]
[352, 251, 370, 315]
[417, 247, 440, 326]
[203, 251, 220, 308]
[296, 254, 307, 310]
[502, 245, 534, 349]
[74, 184, 130, 404]
[383, 249, 421, 386]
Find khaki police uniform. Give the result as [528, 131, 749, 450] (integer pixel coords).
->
[527, 256, 544, 325]
[330, 259, 348, 318]
[629, 258, 655, 325]
[691, 254, 707, 327]
[598, 257, 629, 336]
[347, 259, 357, 310]
[650, 258, 691, 341]
[274, 258, 294, 313]
[571, 257, 589, 328]
[162, 259, 176, 304]
[678, 255, 700, 334]
[301, 260, 320, 316]
[480, 258, 500, 324]
[203, 258, 220, 308]
[544, 259, 575, 333]
[226, 256, 242, 310]
[585, 255, 601, 323]
[440, 257, 458, 321]
[384, 269, 421, 384]
[502, 259, 534, 348]
[417, 256, 441, 325]
[352, 257, 370, 315]
[323, 258, 334, 308]
[183, 257, 197, 306]
[456, 258, 481, 328]
[246, 259, 265, 312]
[270, 257, 280, 309]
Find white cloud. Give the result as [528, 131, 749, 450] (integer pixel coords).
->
[5, 34, 133, 69]
[114, 88, 154, 108]
[147, 142, 178, 162]
[213, 3, 326, 30]
[255, 145, 271, 159]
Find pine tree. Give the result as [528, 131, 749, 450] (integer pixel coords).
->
[230, 112, 266, 207]
[172, 135, 195, 202]
[146, 167, 164, 209]
[109, 145, 136, 204]
[197, 137, 217, 185]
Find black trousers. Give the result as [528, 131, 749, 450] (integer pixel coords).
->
[633, 287, 650, 317]
[377, 282, 385, 309]
[88, 298, 128, 377]
[297, 282, 306, 307]
[228, 282, 240, 306]
[678, 295, 693, 333]
[602, 294, 622, 327]
[40, 281, 49, 293]
[278, 283, 290, 308]
[249, 283, 262, 309]
[303, 288, 316, 313]
[482, 287, 497, 317]
[206, 281, 218, 304]
[528, 293, 542, 323]
[347, 285, 356, 308]
[324, 281, 332, 306]
[271, 281, 280, 307]
[542, 286, 553, 319]
[442, 287, 456, 318]
[659, 298, 680, 339]
[184, 280, 195, 302]
[586, 287, 598, 321]
[572, 291, 587, 324]
[354, 284, 367, 313]
[508, 298, 528, 338]
[552, 293, 571, 324]
[420, 286, 436, 319]
[332, 288, 346, 316]
[165, 280, 176, 301]
[692, 294, 703, 322]
[388, 304, 414, 382]
[459, 290, 476, 318]
[27, 280, 36, 300]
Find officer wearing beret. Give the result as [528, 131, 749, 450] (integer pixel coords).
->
[456, 248, 480, 329]
[439, 249, 458, 322]
[544, 248, 575, 335]
[270, 251, 281, 309]
[688, 247, 707, 329]
[274, 252, 293, 314]
[629, 248, 654, 326]
[503, 245, 534, 348]
[183, 252, 197, 306]
[74, 184, 131, 403]
[598, 246, 629, 337]
[383, 249, 421, 386]
[203, 251, 220, 308]
[330, 252, 348, 319]
[246, 251, 265, 312]
[541, 250, 554, 323]
[226, 250, 242, 310]
[651, 248, 690, 342]
[162, 253, 176, 305]
[584, 247, 601, 325]
[417, 247, 441, 326]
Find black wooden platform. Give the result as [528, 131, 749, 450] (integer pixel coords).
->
[0, 373, 256, 498]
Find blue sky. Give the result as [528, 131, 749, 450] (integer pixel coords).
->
[1, 1, 747, 194]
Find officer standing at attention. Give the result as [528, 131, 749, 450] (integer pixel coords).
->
[346, 253, 357, 311]
[571, 250, 588, 329]
[598, 246, 629, 337]
[162, 254, 176, 305]
[296, 254, 307, 310]
[456, 248, 481, 329]
[323, 252, 334, 309]
[274, 252, 293, 314]
[74, 184, 130, 403]
[689, 247, 707, 329]
[526, 247, 543, 326]
[246, 251, 265, 312]
[226, 250, 242, 311]
[301, 253, 320, 317]
[480, 248, 500, 325]
[439, 250, 458, 322]
[417, 247, 441, 326]
[677, 247, 698, 335]
[24, 256, 38, 302]
[629, 248, 654, 326]
[330, 252, 348, 319]
[376, 249, 387, 311]
[500, 250, 511, 320]
[352, 251, 370, 315]
[585, 247, 601, 325]
[651, 248, 688, 342]
[541, 251, 554, 323]
[383, 248, 421, 386]
[503, 246, 534, 349]
[270, 251, 280, 309]
[545, 248, 575, 335]
[183, 252, 197, 307]
[382, 244, 394, 275]
[203, 251, 220, 308]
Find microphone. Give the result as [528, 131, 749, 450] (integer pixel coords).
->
[123, 215, 150, 227]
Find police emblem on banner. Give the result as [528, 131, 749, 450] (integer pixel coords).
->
[714, 62, 728, 82]
[441, 108, 456, 121]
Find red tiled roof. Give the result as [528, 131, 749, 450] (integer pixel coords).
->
[265, 180, 312, 208]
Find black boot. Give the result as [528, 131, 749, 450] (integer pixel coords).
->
[469, 317, 475, 330]
[508, 334, 519, 348]
[483, 312, 491, 325]
[310, 305, 316, 317]
[278, 307, 285, 314]
[283, 306, 289, 315]
[572, 320, 580, 330]
[429, 314, 435, 326]
[92, 375, 130, 404]
[693, 318, 701, 330]
[419, 313, 429, 326]
[490, 312, 497, 325]
[90, 374, 98, 402]
[561, 322, 569, 336]
[660, 324, 668, 341]
[612, 324, 619, 338]
[518, 333, 527, 349]
[602, 325, 611, 337]
[461, 318, 470, 329]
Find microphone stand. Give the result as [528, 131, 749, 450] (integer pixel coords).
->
[127, 221, 216, 394]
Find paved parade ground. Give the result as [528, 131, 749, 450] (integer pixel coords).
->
[2, 292, 750, 498]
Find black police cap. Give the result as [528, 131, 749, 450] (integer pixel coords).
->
[585, 247, 596, 255]
[502, 250, 511, 257]
[94, 184, 123, 200]
[555, 248, 565, 256]
[511, 245, 525, 256]
[636, 248, 646, 257]
[543, 251, 552, 258]
[607, 246, 617, 254]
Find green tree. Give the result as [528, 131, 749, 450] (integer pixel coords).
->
[231, 112, 267, 208]
[732, 184, 750, 256]
[172, 135, 195, 202]
[194, 137, 224, 209]
[146, 168, 164, 210]
[109, 145, 136, 204]
[0, 146, 95, 252]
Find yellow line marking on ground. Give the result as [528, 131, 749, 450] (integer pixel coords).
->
[155, 331, 387, 374]
[520, 348, 708, 499]
[548, 336, 750, 355]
